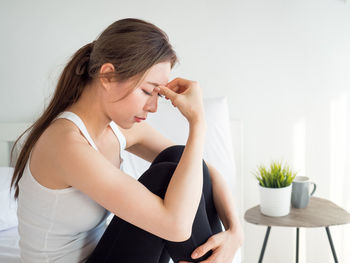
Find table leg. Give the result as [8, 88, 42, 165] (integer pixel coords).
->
[258, 226, 271, 263]
[296, 228, 299, 263]
[325, 227, 339, 263]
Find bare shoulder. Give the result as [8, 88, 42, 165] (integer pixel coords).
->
[30, 118, 89, 189]
[37, 118, 89, 158]
[44, 118, 96, 166]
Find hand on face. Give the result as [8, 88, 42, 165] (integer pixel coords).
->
[158, 78, 205, 124]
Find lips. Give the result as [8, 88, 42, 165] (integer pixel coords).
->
[134, 116, 146, 123]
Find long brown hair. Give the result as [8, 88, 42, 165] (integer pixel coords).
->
[10, 18, 178, 199]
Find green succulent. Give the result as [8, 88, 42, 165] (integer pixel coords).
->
[254, 161, 297, 188]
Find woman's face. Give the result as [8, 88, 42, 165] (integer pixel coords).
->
[105, 61, 171, 129]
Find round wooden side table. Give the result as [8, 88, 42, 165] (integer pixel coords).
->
[244, 197, 350, 263]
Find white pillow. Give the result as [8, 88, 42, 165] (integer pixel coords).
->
[122, 96, 237, 193]
[0, 167, 18, 231]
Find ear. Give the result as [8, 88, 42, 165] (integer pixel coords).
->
[99, 63, 115, 91]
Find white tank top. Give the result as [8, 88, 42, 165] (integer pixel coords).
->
[17, 111, 127, 263]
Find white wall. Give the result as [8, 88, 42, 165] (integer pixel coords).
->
[1, 0, 350, 262]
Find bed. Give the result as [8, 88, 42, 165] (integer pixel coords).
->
[0, 96, 242, 263]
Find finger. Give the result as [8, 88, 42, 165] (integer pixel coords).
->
[167, 77, 192, 89]
[167, 83, 186, 94]
[166, 83, 181, 93]
[158, 85, 178, 100]
[166, 78, 192, 93]
[191, 237, 217, 260]
[152, 87, 163, 98]
[179, 261, 191, 263]
[200, 249, 221, 263]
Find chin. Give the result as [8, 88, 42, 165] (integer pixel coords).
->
[126, 123, 135, 129]
[117, 121, 134, 130]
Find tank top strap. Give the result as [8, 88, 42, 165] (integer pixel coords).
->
[109, 121, 126, 151]
[109, 121, 127, 168]
[54, 111, 99, 151]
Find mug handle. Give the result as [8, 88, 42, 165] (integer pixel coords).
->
[310, 182, 317, 196]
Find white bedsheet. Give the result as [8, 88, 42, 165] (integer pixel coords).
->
[0, 226, 21, 263]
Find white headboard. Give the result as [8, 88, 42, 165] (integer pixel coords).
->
[0, 123, 32, 167]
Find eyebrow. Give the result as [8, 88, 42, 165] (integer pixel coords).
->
[146, 81, 162, 87]
[145, 81, 165, 98]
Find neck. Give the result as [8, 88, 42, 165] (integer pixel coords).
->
[65, 84, 111, 143]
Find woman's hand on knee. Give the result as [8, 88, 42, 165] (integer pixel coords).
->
[179, 227, 243, 263]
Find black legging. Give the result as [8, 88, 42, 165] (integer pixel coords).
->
[86, 145, 222, 263]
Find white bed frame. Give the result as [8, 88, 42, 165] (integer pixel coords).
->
[0, 123, 32, 167]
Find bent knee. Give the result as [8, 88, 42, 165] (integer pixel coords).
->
[162, 145, 185, 153]
[138, 162, 178, 197]
[151, 145, 185, 165]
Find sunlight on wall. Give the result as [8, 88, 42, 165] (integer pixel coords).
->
[293, 118, 306, 177]
[330, 94, 347, 204]
[329, 93, 349, 262]
[292, 118, 307, 263]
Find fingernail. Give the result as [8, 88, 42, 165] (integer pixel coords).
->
[192, 252, 198, 258]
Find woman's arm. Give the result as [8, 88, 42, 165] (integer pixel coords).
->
[121, 121, 243, 234]
[121, 119, 241, 231]
[57, 119, 205, 242]
[121, 120, 244, 261]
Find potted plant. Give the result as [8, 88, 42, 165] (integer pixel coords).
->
[253, 161, 297, 217]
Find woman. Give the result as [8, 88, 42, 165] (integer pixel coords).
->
[11, 18, 242, 263]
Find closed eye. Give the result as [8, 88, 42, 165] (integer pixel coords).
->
[142, 89, 163, 98]
[142, 89, 152, 96]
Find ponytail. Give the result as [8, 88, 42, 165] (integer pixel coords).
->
[10, 42, 95, 199]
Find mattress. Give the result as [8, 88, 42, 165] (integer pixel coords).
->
[0, 226, 21, 263]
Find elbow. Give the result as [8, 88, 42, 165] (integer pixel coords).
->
[163, 208, 193, 242]
[169, 220, 192, 242]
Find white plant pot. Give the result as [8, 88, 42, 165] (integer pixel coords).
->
[259, 184, 292, 217]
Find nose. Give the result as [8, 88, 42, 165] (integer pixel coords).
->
[144, 94, 158, 113]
